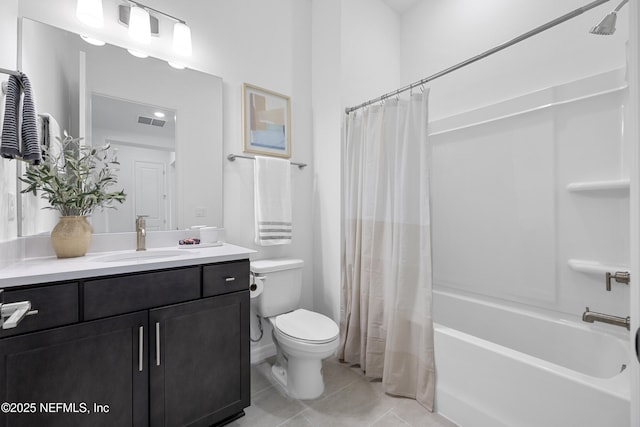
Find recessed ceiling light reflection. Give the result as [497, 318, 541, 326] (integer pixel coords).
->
[154, 111, 165, 118]
[127, 49, 149, 58]
[168, 61, 186, 70]
[80, 35, 105, 46]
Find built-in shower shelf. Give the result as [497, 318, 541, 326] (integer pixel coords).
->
[566, 179, 630, 193]
[568, 259, 630, 275]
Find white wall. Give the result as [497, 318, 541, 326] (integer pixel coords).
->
[311, 0, 343, 322]
[311, 0, 402, 322]
[341, 0, 401, 108]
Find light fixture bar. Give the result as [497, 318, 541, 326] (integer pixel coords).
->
[127, 0, 186, 24]
[118, 5, 159, 35]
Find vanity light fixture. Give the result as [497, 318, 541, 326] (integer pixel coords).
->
[120, 1, 193, 56]
[77, 0, 193, 62]
[76, 0, 104, 28]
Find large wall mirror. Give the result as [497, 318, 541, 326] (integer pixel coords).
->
[18, 18, 223, 236]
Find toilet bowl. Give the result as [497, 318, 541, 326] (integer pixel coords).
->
[250, 259, 339, 399]
[269, 309, 339, 399]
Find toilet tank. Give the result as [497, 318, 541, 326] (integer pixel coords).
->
[250, 258, 304, 318]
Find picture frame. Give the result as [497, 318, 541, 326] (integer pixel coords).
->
[242, 83, 291, 158]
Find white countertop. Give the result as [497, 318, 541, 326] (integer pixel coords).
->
[0, 243, 256, 288]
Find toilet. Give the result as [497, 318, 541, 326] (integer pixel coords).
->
[250, 258, 339, 399]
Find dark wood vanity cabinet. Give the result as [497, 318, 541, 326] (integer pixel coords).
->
[0, 259, 250, 427]
[150, 292, 249, 427]
[0, 311, 148, 427]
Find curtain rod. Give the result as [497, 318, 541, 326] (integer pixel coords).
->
[227, 153, 307, 169]
[345, 0, 611, 114]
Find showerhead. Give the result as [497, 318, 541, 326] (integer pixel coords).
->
[590, 0, 629, 35]
[590, 11, 618, 35]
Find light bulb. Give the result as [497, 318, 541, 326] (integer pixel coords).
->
[76, 0, 104, 28]
[128, 5, 151, 44]
[172, 22, 192, 56]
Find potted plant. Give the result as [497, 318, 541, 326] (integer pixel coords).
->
[20, 133, 126, 258]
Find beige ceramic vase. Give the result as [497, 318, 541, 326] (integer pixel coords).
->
[50, 216, 93, 258]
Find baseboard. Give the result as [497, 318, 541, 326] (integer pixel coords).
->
[250, 342, 276, 364]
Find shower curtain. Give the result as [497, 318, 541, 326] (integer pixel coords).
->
[339, 91, 435, 410]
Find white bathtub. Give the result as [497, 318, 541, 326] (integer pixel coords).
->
[433, 289, 630, 427]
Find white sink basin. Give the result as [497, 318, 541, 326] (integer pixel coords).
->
[92, 249, 190, 262]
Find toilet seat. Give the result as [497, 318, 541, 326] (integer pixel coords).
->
[274, 309, 339, 344]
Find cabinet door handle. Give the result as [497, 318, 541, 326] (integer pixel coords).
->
[225, 277, 236, 282]
[156, 322, 161, 366]
[1, 301, 36, 329]
[138, 326, 144, 372]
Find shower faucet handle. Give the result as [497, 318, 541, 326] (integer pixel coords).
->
[605, 271, 630, 291]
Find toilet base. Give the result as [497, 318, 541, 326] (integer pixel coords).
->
[271, 356, 325, 400]
[271, 363, 287, 389]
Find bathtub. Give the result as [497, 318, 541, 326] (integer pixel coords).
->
[433, 289, 630, 427]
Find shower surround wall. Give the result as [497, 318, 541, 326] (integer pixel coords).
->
[400, 0, 630, 320]
[430, 68, 629, 324]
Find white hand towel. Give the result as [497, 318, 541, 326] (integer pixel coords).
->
[254, 155, 292, 245]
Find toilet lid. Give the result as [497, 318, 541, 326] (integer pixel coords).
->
[275, 309, 339, 344]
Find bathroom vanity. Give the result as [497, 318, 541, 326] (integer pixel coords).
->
[0, 244, 253, 427]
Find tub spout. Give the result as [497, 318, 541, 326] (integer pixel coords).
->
[582, 307, 630, 331]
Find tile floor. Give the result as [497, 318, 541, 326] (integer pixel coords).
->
[228, 357, 458, 427]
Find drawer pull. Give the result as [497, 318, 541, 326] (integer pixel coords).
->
[225, 277, 236, 282]
[139, 326, 144, 372]
[156, 322, 161, 366]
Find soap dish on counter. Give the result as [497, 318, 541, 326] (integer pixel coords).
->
[178, 241, 224, 249]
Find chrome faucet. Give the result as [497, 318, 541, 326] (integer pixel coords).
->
[136, 215, 147, 251]
[582, 307, 630, 330]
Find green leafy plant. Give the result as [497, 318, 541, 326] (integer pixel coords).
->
[20, 133, 126, 216]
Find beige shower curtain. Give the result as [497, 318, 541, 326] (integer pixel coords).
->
[338, 91, 435, 410]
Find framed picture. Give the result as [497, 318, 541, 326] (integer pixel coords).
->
[242, 83, 291, 158]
